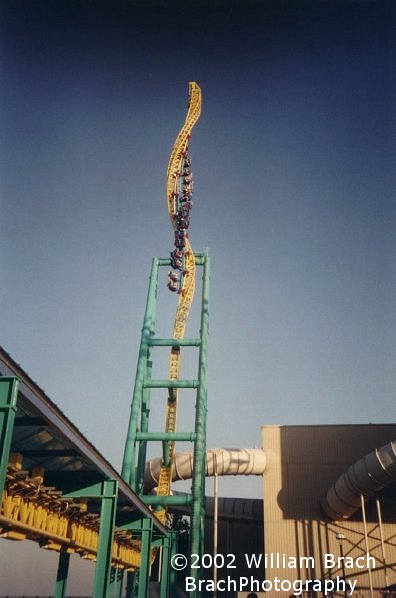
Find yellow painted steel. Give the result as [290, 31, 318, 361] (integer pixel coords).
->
[0, 459, 142, 571]
[156, 82, 202, 523]
[166, 82, 202, 221]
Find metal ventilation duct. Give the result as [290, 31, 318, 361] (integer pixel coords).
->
[144, 448, 266, 492]
[321, 440, 396, 520]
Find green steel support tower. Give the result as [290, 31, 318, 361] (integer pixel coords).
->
[121, 252, 210, 595]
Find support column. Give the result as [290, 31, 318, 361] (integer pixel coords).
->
[122, 257, 159, 490]
[54, 549, 70, 598]
[190, 254, 210, 594]
[159, 534, 171, 598]
[136, 353, 153, 496]
[93, 480, 118, 597]
[169, 530, 179, 597]
[137, 518, 154, 598]
[0, 377, 19, 499]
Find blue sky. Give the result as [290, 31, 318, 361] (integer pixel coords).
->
[0, 0, 395, 592]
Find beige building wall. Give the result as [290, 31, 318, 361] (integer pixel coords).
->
[262, 424, 396, 597]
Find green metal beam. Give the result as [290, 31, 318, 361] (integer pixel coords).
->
[137, 518, 153, 598]
[159, 534, 171, 598]
[148, 338, 201, 347]
[169, 531, 179, 597]
[122, 257, 159, 489]
[141, 494, 192, 507]
[136, 344, 153, 495]
[92, 479, 118, 597]
[64, 481, 110, 498]
[189, 253, 210, 595]
[0, 377, 19, 499]
[193, 254, 206, 265]
[135, 431, 196, 441]
[143, 379, 199, 389]
[162, 440, 170, 468]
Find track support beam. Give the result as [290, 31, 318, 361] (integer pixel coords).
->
[189, 253, 210, 596]
[94, 480, 118, 597]
[64, 479, 118, 597]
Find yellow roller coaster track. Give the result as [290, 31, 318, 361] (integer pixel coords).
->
[155, 82, 202, 522]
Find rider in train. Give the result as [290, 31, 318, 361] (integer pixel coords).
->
[170, 249, 183, 270]
[167, 271, 179, 292]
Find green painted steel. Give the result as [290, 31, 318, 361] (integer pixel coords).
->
[136, 431, 196, 441]
[63, 481, 110, 498]
[54, 550, 70, 598]
[121, 252, 209, 594]
[137, 518, 153, 598]
[92, 480, 118, 597]
[141, 494, 192, 506]
[159, 534, 171, 598]
[189, 254, 210, 596]
[0, 377, 19, 499]
[143, 378, 199, 389]
[122, 257, 159, 488]
[162, 439, 170, 468]
[148, 338, 201, 347]
[136, 342, 153, 496]
[168, 531, 179, 596]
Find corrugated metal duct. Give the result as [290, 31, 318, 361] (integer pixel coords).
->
[202, 495, 263, 521]
[171, 495, 263, 522]
[321, 440, 396, 520]
[144, 448, 266, 492]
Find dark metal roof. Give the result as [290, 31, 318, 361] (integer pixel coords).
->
[0, 346, 167, 534]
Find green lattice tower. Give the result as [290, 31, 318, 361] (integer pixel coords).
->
[121, 252, 210, 593]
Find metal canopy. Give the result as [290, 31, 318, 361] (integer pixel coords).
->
[0, 346, 167, 534]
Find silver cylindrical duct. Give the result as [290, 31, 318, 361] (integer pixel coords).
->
[144, 448, 266, 492]
[321, 440, 396, 520]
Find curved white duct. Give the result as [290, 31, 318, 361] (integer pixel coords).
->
[321, 440, 396, 520]
[144, 448, 266, 492]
